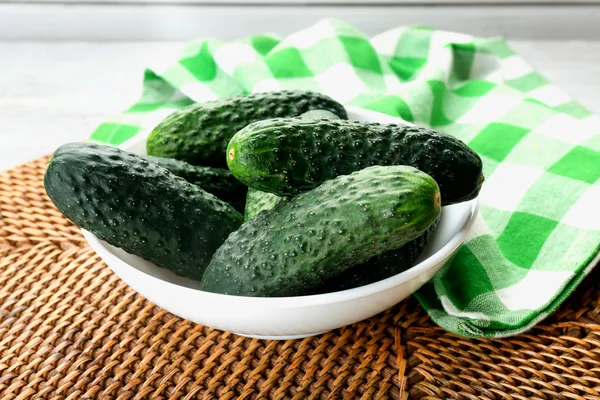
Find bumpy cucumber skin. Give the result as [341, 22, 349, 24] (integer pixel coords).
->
[144, 156, 247, 212]
[227, 118, 483, 205]
[146, 91, 348, 168]
[244, 188, 284, 221]
[200, 165, 441, 297]
[44, 143, 243, 281]
[318, 214, 441, 293]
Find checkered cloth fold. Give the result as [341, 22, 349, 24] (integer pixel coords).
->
[90, 19, 600, 338]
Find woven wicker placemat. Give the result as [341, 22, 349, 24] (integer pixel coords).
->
[1, 157, 600, 400]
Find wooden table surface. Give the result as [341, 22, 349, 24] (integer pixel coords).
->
[2, 40, 599, 172]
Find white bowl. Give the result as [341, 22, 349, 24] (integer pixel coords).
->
[82, 106, 478, 340]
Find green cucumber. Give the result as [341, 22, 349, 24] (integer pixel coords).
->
[243, 108, 342, 218]
[200, 165, 441, 297]
[318, 213, 441, 293]
[147, 91, 347, 168]
[227, 118, 483, 205]
[144, 156, 247, 212]
[244, 188, 284, 221]
[44, 143, 243, 281]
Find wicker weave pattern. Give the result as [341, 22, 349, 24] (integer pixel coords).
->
[1, 157, 599, 399]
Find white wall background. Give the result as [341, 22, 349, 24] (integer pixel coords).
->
[1, 2, 600, 41]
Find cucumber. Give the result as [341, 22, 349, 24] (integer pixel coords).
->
[144, 156, 247, 212]
[241, 108, 342, 220]
[227, 118, 483, 205]
[244, 104, 340, 221]
[200, 165, 441, 297]
[318, 214, 441, 293]
[243, 108, 342, 218]
[244, 188, 284, 221]
[147, 91, 347, 168]
[44, 143, 243, 281]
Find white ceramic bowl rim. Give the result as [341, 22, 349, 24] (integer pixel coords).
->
[84, 201, 477, 309]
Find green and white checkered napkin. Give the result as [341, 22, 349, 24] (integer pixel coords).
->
[89, 19, 600, 338]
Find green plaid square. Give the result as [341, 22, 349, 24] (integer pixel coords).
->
[469, 123, 529, 161]
[266, 47, 314, 78]
[452, 80, 496, 97]
[497, 212, 559, 269]
[87, 19, 600, 338]
[506, 72, 549, 92]
[554, 101, 594, 119]
[549, 146, 600, 184]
